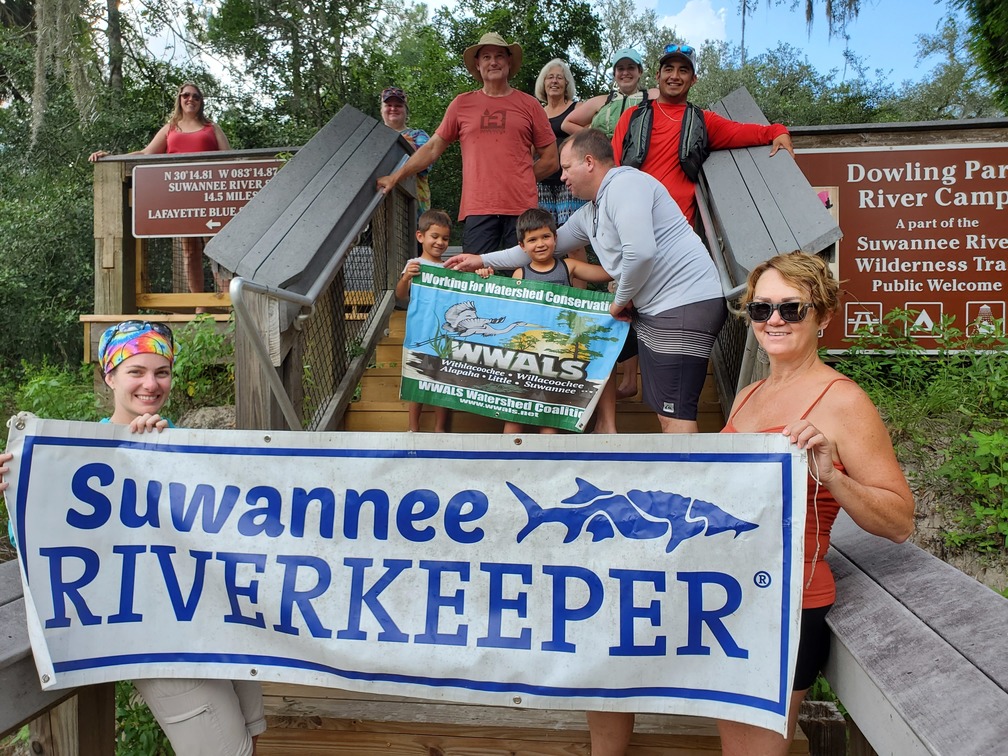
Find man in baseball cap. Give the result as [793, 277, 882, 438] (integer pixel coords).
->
[612, 41, 794, 227]
[378, 32, 557, 255]
[379, 86, 433, 217]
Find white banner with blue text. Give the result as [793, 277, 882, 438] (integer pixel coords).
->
[5, 417, 807, 733]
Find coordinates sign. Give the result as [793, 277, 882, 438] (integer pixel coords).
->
[132, 159, 282, 238]
[796, 144, 1008, 350]
[6, 418, 806, 735]
[401, 267, 628, 432]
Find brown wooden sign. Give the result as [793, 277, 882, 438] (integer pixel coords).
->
[796, 144, 1008, 351]
[132, 159, 282, 238]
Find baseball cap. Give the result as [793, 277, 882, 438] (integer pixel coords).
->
[610, 47, 643, 67]
[381, 86, 407, 103]
[658, 43, 696, 71]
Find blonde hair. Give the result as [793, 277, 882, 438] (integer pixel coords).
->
[740, 252, 840, 324]
[534, 59, 578, 102]
[168, 82, 210, 130]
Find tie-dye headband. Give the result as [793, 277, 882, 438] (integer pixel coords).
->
[98, 321, 175, 375]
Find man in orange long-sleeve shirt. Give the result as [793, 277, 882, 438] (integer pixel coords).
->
[612, 43, 794, 227]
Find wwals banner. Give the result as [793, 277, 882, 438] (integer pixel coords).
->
[400, 267, 629, 431]
[6, 418, 806, 734]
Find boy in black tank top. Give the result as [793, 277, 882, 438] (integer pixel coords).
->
[477, 208, 612, 434]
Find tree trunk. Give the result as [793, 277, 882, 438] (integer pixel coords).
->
[106, 0, 123, 99]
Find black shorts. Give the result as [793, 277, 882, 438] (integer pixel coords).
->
[635, 298, 727, 420]
[794, 605, 832, 690]
[463, 215, 519, 256]
[617, 324, 639, 363]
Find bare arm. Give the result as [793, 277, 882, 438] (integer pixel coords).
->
[394, 259, 421, 300]
[533, 141, 559, 181]
[377, 134, 449, 194]
[0, 451, 11, 494]
[213, 124, 231, 151]
[89, 123, 170, 162]
[561, 94, 605, 135]
[783, 382, 914, 542]
[139, 124, 171, 155]
[565, 258, 612, 284]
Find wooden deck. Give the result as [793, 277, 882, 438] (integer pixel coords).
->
[342, 311, 725, 434]
[258, 685, 809, 755]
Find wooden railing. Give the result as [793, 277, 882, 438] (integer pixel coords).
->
[0, 559, 114, 754]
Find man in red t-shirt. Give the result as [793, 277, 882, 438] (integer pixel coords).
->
[612, 43, 794, 227]
[377, 32, 558, 254]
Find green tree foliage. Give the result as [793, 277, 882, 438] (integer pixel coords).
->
[0, 47, 94, 370]
[586, 0, 676, 94]
[691, 40, 902, 125]
[434, 0, 602, 97]
[349, 7, 469, 226]
[952, 0, 1008, 111]
[896, 14, 1001, 120]
[203, 0, 395, 129]
[30, 0, 100, 142]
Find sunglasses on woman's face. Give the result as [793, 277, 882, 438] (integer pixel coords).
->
[181, 92, 202, 101]
[746, 301, 813, 323]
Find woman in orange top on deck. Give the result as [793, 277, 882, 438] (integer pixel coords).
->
[719, 252, 914, 755]
[89, 82, 231, 299]
[586, 251, 916, 756]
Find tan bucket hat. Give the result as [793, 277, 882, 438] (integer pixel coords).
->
[463, 32, 523, 82]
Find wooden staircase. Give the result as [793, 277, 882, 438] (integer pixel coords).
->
[342, 312, 725, 434]
[258, 685, 810, 755]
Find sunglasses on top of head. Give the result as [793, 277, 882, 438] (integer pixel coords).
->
[663, 44, 695, 56]
[745, 301, 813, 323]
[110, 320, 175, 342]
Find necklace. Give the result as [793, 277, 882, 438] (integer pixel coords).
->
[654, 101, 681, 129]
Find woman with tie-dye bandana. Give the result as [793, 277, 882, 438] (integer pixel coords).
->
[97, 320, 177, 429]
[1, 320, 266, 755]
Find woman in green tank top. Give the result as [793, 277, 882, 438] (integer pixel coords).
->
[561, 47, 658, 138]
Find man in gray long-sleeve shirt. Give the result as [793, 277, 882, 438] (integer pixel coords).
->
[446, 128, 726, 435]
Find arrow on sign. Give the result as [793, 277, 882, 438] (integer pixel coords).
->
[206, 220, 222, 230]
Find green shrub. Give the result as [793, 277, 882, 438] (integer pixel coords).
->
[836, 308, 1008, 559]
[167, 315, 235, 416]
[940, 428, 1008, 552]
[14, 361, 101, 421]
[115, 681, 173, 756]
[837, 310, 1008, 442]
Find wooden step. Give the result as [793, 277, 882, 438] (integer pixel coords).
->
[257, 685, 809, 755]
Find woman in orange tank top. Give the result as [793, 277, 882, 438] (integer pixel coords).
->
[716, 251, 915, 755]
[89, 83, 231, 301]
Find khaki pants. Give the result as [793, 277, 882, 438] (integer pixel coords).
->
[133, 678, 265, 756]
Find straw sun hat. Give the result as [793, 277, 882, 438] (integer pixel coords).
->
[462, 32, 523, 82]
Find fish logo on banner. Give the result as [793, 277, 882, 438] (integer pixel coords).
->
[510, 477, 758, 553]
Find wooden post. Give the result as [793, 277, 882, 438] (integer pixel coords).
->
[92, 160, 135, 316]
[234, 289, 287, 430]
[27, 684, 114, 756]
